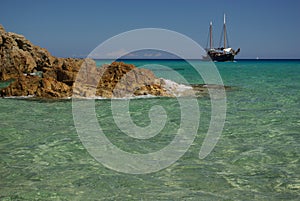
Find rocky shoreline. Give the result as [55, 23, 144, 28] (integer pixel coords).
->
[0, 24, 226, 99]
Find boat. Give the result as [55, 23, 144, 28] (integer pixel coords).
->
[204, 14, 240, 62]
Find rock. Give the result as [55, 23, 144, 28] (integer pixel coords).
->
[0, 24, 6, 36]
[72, 61, 172, 98]
[43, 58, 85, 86]
[0, 25, 95, 98]
[94, 62, 172, 98]
[1, 75, 71, 98]
[0, 26, 54, 80]
[38, 77, 71, 98]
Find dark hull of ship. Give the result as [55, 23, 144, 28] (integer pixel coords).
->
[208, 52, 235, 62]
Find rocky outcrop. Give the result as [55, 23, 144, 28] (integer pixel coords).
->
[72, 61, 172, 98]
[42, 57, 84, 86]
[95, 62, 170, 98]
[0, 25, 174, 98]
[1, 75, 71, 98]
[0, 25, 55, 80]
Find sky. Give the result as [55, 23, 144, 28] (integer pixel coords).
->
[1, 0, 300, 59]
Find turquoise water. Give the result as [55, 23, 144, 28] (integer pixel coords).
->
[0, 60, 299, 200]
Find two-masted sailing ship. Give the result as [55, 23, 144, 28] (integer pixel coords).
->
[205, 14, 240, 62]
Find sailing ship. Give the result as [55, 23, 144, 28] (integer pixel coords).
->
[205, 14, 240, 62]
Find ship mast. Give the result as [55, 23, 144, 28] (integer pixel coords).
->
[223, 14, 227, 49]
[209, 21, 213, 49]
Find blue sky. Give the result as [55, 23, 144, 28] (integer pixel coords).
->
[1, 0, 300, 59]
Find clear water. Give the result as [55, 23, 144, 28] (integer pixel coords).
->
[0, 60, 299, 200]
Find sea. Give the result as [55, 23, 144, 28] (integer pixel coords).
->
[0, 59, 299, 200]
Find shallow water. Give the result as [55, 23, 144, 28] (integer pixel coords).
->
[0, 60, 299, 200]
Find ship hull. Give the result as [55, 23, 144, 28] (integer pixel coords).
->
[208, 52, 235, 62]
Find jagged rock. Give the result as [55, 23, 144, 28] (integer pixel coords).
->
[95, 62, 171, 98]
[1, 75, 71, 98]
[43, 58, 85, 86]
[0, 24, 5, 34]
[0, 25, 54, 80]
[72, 61, 172, 98]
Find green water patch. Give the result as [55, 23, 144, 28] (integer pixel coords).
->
[0, 79, 14, 89]
[95, 97, 182, 154]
